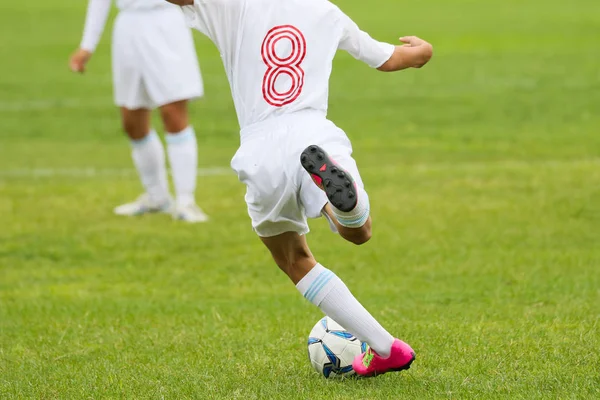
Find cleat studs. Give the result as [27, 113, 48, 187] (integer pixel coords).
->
[348, 192, 355, 199]
[310, 146, 317, 153]
[331, 167, 338, 173]
[338, 173, 345, 178]
[301, 155, 308, 163]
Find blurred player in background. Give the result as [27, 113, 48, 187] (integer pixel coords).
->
[167, 0, 432, 377]
[69, 0, 208, 223]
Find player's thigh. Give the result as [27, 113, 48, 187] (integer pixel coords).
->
[139, 9, 204, 109]
[112, 13, 153, 110]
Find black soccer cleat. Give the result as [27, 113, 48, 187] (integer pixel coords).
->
[300, 145, 358, 212]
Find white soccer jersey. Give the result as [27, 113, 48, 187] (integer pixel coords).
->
[115, 0, 166, 10]
[182, 0, 394, 129]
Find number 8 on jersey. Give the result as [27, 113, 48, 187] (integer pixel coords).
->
[261, 25, 306, 107]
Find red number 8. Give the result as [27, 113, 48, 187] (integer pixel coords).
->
[261, 25, 306, 107]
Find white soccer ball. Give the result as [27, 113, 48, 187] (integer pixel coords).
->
[307, 316, 367, 378]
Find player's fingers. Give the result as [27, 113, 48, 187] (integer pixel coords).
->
[400, 36, 425, 47]
[69, 61, 84, 73]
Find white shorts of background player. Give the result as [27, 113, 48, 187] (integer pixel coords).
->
[112, 7, 203, 109]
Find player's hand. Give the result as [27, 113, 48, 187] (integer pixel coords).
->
[399, 36, 433, 68]
[377, 36, 433, 72]
[69, 48, 93, 73]
[399, 36, 428, 48]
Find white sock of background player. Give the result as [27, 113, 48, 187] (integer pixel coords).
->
[166, 126, 198, 208]
[130, 130, 170, 205]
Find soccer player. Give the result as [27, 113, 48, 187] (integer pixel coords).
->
[166, 0, 433, 376]
[69, 0, 209, 223]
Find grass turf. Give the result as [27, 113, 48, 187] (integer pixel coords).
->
[1, 0, 600, 398]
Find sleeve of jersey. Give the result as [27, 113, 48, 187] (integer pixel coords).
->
[337, 14, 395, 69]
[181, 2, 213, 38]
[80, 0, 111, 52]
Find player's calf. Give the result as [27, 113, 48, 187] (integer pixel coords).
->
[261, 232, 317, 284]
[322, 205, 372, 245]
[261, 233, 400, 356]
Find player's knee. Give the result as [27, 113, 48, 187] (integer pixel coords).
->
[121, 120, 146, 138]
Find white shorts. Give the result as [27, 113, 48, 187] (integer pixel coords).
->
[231, 111, 365, 238]
[112, 7, 204, 110]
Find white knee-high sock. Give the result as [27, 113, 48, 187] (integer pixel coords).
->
[130, 130, 170, 204]
[331, 186, 370, 228]
[296, 263, 394, 357]
[166, 126, 197, 207]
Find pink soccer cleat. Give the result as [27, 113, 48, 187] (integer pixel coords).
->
[352, 339, 416, 377]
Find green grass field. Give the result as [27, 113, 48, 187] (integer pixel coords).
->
[1, 0, 600, 398]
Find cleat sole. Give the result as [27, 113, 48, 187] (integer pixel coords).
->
[300, 145, 358, 212]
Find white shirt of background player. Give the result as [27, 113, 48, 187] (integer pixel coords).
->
[79, 0, 169, 53]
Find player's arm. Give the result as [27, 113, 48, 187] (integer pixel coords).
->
[337, 9, 432, 72]
[377, 36, 433, 72]
[69, 0, 111, 73]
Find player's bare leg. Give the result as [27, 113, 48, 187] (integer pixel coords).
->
[300, 144, 416, 376]
[113, 107, 172, 217]
[121, 107, 152, 141]
[322, 204, 372, 245]
[160, 100, 208, 223]
[261, 232, 415, 377]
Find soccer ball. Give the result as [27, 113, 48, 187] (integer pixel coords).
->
[307, 316, 367, 378]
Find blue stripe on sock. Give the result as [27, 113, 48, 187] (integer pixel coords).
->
[306, 273, 335, 303]
[304, 271, 334, 302]
[336, 207, 370, 228]
[304, 271, 333, 301]
[304, 271, 331, 300]
[166, 127, 195, 145]
[130, 131, 156, 147]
